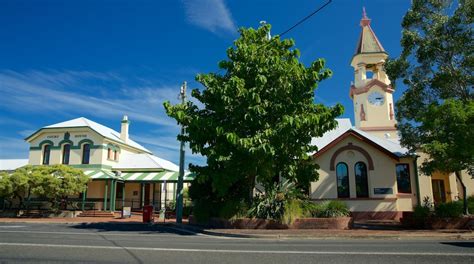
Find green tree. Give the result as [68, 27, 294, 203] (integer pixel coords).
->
[29, 165, 90, 210]
[0, 165, 89, 210]
[386, 0, 473, 214]
[0, 172, 13, 209]
[164, 24, 343, 220]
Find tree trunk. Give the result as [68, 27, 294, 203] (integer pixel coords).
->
[455, 171, 468, 215]
[248, 174, 256, 204]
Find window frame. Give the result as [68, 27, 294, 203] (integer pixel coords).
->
[42, 144, 51, 165]
[82, 144, 91, 164]
[354, 161, 369, 198]
[107, 148, 113, 160]
[336, 162, 350, 198]
[396, 163, 412, 194]
[62, 144, 71, 165]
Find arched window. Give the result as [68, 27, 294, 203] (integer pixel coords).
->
[62, 144, 71, 165]
[336, 162, 350, 198]
[42, 145, 51, 165]
[82, 144, 91, 164]
[114, 150, 119, 161]
[107, 148, 112, 160]
[355, 162, 369, 198]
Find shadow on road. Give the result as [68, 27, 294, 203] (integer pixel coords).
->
[441, 242, 474, 248]
[70, 222, 197, 236]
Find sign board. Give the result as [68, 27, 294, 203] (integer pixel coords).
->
[374, 188, 393, 195]
[122, 206, 131, 218]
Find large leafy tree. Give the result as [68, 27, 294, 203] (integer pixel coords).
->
[164, 24, 343, 219]
[386, 0, 473, 213]
[0, 165, 89, 210]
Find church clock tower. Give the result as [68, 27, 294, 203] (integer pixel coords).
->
[350, 8, 397, 139]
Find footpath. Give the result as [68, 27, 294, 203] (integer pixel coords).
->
[0, 215, 472, 240]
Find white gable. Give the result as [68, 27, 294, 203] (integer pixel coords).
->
[311, 118, 410, 157]
[41, 117, 150, 153]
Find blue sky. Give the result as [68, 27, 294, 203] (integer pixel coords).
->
[0, 0, 411, 167]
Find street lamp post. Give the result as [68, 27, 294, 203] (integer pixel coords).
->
[176, 81, 186, 223]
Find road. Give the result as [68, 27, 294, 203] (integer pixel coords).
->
[0, 223, 472, 263]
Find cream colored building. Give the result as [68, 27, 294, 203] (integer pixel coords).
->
[309, 10, 473, 220]
[3, 116, 193, 213]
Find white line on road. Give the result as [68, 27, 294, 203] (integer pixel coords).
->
[0, 242, 471, 257]
[0, 230, 208, 238]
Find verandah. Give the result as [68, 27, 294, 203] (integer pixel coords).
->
[81, 170, 194, 212]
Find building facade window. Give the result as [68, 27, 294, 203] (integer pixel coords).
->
[396, 164, 411, 193]
[62, 144, 71, 165]
[336, 162, 350, 198]
[82, 144, 91, 164]
[355, 162, 369, 197]
[114, 150, 119, 161]
[107, 148, 113, 160]
[42, 145, 51, 165]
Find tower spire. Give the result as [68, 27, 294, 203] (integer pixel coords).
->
[360, 7, 371, 26]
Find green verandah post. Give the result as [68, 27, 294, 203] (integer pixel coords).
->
[110, 180, 116, 212]
[81, 187, 87, 211]
[104, 181, 108, 211]
[152, 183, 156, 208]
[122, 182, 125, 208]
[141, 183, 145, 208]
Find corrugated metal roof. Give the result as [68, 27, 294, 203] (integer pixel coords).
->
[38, 117, 150, 153]
[311, 119, 410, 157]
[113, 153, 179, 172]
[120, 171, 195, 182]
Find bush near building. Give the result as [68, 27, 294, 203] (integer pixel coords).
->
[0, 165, 89, 211]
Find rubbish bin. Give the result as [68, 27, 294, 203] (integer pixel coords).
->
[143, 205, 154, 223]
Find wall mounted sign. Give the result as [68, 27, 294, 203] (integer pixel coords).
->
[374, 188, 393, 195]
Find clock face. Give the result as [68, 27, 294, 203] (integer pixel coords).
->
[368, 92, 385, 106]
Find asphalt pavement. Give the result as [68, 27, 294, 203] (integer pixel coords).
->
[0, 222, 472, 263]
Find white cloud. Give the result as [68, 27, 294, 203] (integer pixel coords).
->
[0, 136, 29, 159]
[0, 70, 177, 127]
[182, 0, 236, 34]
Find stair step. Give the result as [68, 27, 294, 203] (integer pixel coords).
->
[77, 211, 115, 217]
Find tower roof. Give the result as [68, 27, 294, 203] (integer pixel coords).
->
[354, 7, 385, 54]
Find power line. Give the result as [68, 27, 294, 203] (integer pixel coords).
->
[277, 0, 332, 37]
[258, 0, 332, 51]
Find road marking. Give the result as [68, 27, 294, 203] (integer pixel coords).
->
[0, 242, 471, 256]
[0, 226, 25, 228]
[0, 230, 208, 238]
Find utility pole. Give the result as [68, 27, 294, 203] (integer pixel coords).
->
[176, 81, 186, 224]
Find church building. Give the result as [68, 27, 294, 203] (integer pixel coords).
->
[309, 9, 474, 220]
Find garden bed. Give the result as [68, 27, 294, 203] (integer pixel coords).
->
[189, 216, 353, 229]
[401, 215, 473, 229]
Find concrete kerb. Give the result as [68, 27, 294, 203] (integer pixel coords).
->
[0, 218, 473, 240]
[166, 223, 474, 240]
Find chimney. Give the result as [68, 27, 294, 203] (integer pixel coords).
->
[121, 115, 129, 143]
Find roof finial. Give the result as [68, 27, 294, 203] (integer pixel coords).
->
[360, 7, 371, 26]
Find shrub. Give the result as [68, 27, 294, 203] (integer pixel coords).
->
[282, 199, 304, 225]
[468, 196, 474, 215]
[307, 200, 350, 218]
[413, 204, 431, 219]
[248, 180, 300, 220]
[434, 201, 463, 218]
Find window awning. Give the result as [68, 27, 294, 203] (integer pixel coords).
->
[83, 169, 117, 180]
[120, 171, 195, 182]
